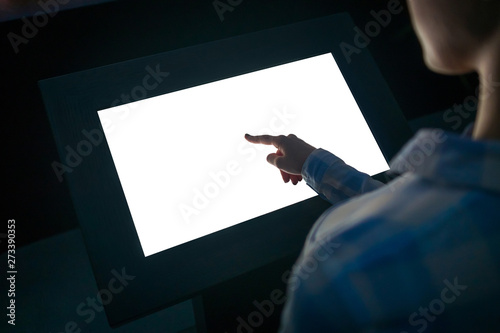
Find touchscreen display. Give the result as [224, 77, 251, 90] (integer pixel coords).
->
[97, 53, 388, 257]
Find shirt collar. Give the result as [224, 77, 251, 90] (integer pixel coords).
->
[389, 128, 500, 193]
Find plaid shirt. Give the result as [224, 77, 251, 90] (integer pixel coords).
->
[279, 128, 500, 332]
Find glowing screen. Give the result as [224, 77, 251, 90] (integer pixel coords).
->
[97, 54, 388, 257]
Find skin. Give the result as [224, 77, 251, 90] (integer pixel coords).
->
[244, 134, 315, 185]
[246, 0, 500, 181]
[406, 0, 500, 140]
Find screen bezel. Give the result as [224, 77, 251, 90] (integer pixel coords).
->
[39, 13, 412, 326]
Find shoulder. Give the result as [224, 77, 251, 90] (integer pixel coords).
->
[284, 174, 500, 331]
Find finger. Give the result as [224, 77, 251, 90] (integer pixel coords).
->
[280, 170, 290, 183]
[245, 134, 281, 148]
[291, 175, 301, 185]
[266, 153, 284, 169]
[276, 150, 290, 183]
[277, 150, 288, 182]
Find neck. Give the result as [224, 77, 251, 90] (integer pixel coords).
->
[472, 42, 500, 140]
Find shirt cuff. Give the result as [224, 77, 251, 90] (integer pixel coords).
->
[302, 148, 344, 191]
[301, 148, 384, 204]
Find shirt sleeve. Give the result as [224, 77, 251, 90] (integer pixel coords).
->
[301, 148, 384, 205]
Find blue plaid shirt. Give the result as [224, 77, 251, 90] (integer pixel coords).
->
[279, 128, 500, 332]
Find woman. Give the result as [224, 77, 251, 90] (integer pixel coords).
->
[245, 0, 500, 331]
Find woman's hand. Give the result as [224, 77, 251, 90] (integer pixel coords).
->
[244, 133, 316, 185]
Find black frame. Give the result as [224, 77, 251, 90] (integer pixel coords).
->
[39, 13, 412, 327]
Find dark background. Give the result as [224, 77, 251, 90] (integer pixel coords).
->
[2, 0, 478, 332]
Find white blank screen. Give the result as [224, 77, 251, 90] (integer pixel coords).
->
[97, 53, 388, 257]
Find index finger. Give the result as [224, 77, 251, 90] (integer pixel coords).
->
[244, 134, 282, 148]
